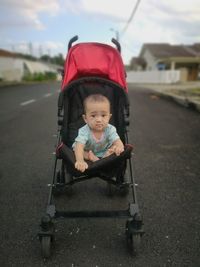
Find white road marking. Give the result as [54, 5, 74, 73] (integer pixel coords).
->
[20, 91, 54, 107]
[20, 99, 36, 106]
[44, 93, 52, 98]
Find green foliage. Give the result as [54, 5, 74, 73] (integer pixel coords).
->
[40, 53, 64, 66]
[17, 52, 64, 66]
[23, 71, 57, 82]
[16, 53, 37, 61]
[190, 88, 200, 95]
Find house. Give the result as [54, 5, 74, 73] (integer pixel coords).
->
[0, 49, 60, 82]
[129, 57, 146, 71]
[130, 43, 200, 81]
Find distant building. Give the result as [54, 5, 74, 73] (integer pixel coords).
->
[0, 49, 60, 82]
[129, 57, 146, 71]
[130, 43, 200, 81]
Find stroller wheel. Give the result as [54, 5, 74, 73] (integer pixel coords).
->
[41, 236, 52, 258]
[125, 220, 141, 255]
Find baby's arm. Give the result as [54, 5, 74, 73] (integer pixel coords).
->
[74, 142, 88, 172]
[111, 138, 124, 156]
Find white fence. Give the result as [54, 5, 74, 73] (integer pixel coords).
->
[127, 70, 181, 84]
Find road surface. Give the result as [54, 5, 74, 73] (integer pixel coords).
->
[0, 82, 199, 266]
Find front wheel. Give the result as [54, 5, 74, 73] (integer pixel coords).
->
[41, 236, 52, 258]
[125, 221, 141, 255]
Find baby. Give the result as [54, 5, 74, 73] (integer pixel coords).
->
[73, 94, 124, 172]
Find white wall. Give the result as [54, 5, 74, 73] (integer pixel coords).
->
[142, 49, 157, 70]
[23, 60, 56, 73]
[127, 70, 181, 84]
[0, 57, 24, 81]
[0, 57, 58, 81]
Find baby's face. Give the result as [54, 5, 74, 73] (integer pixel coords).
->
[83, 101, 111, 132]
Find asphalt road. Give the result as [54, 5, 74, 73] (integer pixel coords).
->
[0, 82, 199, 267]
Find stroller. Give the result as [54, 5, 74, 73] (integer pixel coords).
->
[38, 36, 144, 258]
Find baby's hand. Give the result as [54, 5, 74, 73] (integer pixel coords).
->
[114, 145, 124, 156]
[75, 160, 88, 172]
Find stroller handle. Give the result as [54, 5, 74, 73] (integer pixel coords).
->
[111, 38, 121, 53]
[68, 35, 79, 51]
[68, 36, 121, 53]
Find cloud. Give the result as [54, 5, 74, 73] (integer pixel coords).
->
[63, 0, 200, 28]
[0, 38, 64, 57]
[81, 0, 134, 22]
[116, 0, 200, 62]
[154, 1, 200, 22]
[0, 0, 200, 64]
[62, 0, 137, 22]
[25, 41, 64, 56]
[62, 0, 200, 53]
[1, 0, 200, 42]
[0, 0, 60, 30]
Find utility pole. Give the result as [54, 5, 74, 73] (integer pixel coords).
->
[47, 48, 51, 63]
[39, 45, 43, 58]
[28, 42, 33, 56]
[11, 44, 15, 52]
[110, 28, 119, 41]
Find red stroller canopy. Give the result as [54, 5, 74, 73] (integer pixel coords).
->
[61, 42, 127, 91]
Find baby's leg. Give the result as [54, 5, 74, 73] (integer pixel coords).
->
[84, 150, 99, 162]
[102, 145, 116, 158]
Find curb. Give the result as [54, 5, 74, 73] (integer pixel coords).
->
[128, 83, 200, 113]
[155, 91, 200, 112]
[0, 80, 60, 88]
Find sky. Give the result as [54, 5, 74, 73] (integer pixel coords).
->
[0, 0, 200, 64]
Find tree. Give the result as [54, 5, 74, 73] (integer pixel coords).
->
[40, 53, 64, 66]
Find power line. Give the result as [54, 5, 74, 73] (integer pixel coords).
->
[120, 0, 141, 37]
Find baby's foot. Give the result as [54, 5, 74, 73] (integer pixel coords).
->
[88, 150, 99, 162]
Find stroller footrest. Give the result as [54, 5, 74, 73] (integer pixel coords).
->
[55, 209, 132, 219]
[56, 143, 133, 177]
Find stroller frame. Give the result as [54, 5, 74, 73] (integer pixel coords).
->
[38, 37, 144, 258]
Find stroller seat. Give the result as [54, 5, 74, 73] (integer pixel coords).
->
[56, 75, 132, 183]
[57, 142, 133, 178]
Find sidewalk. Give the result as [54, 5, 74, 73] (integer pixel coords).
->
[129, 81, 200, 113]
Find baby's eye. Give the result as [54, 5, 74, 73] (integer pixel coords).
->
[91, 115, 95, 118]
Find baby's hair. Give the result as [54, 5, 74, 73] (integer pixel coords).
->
[83, 94, 110, 113]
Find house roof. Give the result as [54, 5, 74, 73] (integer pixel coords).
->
[0, 49, 37, 60]
[0, 49, 17, 58]
[187, 43, 200, 55]
[131, 57, 146, 65]
[130, 57, 146, 69]
[140, 43, 200, 58]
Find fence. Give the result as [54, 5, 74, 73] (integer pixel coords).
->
[127, 70, 181, 84]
